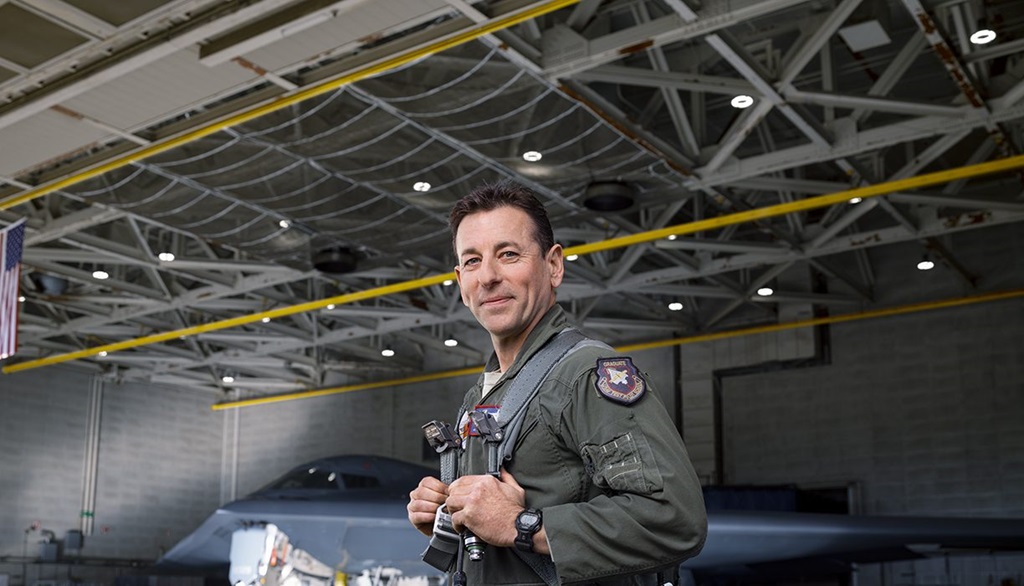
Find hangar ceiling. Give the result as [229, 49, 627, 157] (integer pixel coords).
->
[0, 0, 1022, 398]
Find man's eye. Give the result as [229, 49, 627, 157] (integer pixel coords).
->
[500, 251, 519, 259]
[463, 258, 480, 267]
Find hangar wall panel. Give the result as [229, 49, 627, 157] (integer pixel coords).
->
[88, 379, 222, 560]
[716, 222, 1024, 585]
[0, 365, 220, 583]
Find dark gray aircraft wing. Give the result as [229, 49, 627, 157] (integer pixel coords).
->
[159, 455, 1024, 583]
[687, 510, 1024, 581]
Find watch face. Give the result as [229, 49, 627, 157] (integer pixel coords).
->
[519, 511, 540, 529]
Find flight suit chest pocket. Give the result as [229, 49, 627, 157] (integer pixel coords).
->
[580, 422, 662, 495]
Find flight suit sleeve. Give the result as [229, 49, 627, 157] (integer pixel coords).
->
[541, 364, 707, 584]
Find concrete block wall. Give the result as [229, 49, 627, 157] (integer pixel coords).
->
[680, 325, 819, 481]
[88, 378, 221, 560]
[722, 298, 1024, 514]
[0, 365, 220, 585]
[694, 221, 1024, 584]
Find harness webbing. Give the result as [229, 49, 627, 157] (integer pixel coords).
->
[455, 328, 611, 586]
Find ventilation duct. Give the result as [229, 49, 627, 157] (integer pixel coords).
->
[583, 181, 635, 212]
[313, 246, 358, 274]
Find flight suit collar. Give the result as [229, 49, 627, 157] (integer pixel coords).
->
[480, 304, 572, 400]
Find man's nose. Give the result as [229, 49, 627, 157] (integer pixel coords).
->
[477, 256, 501, 285]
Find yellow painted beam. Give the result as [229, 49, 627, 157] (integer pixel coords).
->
[4, 154, 1024, 374]
[564, 153, 1024, 258]
[212, 366, 484, 411]
[3, 272, 453, 373]
[211, 289, 1024, 410]
[0, 0, 581, 212]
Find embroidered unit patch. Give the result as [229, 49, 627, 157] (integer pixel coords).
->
[595, 358, 646, 405]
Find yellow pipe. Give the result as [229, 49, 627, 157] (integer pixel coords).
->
[212, 288, 1024, 410]
[564, 153, 1024, 257]
[212, 366, 484, 411]
[615, 288, 1024, 353]
[0, 0, 581, 212]
[3, 272, 454, 373]
[4, 153, 1024, 374]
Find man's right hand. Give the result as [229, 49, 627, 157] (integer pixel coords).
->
[407, 476, 450, 536]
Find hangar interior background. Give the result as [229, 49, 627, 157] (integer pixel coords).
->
[0, 0, 1022, 584]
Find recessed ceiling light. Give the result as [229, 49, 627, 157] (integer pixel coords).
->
[917, 259, 935, 271]
[262, 317, 271, 323]
[731, 95, 754, 109]
[325, 304, 335, 310]
[222, 375, 235, 383]
[381, 347, 395, 357]
[849, 197, 863, 204]
[523, 151, 543, 162]
[757, 286, 774, 296]
[18, 296, 25, 303]
[667, 235, 677, 241]
[98, 351, 108, 357]
[566, 254, 579, 262]
[443, 279, 454, 286]
[92, 270, 109, 280]
[413, 181, 431, 192]
[444, 338, 458, 347]
[279, 219, 290, 229]
[158, 252, 175, 262]
[970, 29, 996, 45]
[668, 302, 683, 311]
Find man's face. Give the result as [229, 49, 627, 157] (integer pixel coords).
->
[454, 206, 563, 346]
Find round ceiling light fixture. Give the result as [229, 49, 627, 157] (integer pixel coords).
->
[731, 95, 754, 109]
[413, 181, 431, 192]
[583, 181, 635, 212]
[757, 286, 774, 297]
[523, 150, 543, 162]
[970, 29, 996, 45]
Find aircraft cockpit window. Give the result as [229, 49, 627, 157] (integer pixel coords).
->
[341, 473, 380, 489]
[268, 467, 340, 490]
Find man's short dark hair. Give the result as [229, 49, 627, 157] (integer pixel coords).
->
[449, 180, 555, 256]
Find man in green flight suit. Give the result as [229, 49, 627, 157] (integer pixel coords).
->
[407, 181, 707, 585]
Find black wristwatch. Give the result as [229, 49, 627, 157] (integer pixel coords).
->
[514, 508, 543, 553]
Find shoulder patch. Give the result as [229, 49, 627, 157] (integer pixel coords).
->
[595, 357, 646, 405]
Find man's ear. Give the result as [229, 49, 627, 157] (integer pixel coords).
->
[547, 244, 564, 288]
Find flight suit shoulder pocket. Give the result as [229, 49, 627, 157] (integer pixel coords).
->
[580, 421, 663, 495]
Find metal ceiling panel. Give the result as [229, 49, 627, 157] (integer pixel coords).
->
[62, 0, 179, 27]
[0, 109, 108, 176]
[63, 47, 258, 132]
[238, 0, 452, 71]
[0, 3, 89, 68]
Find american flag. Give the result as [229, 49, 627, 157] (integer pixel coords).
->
[1, 219, 26, 360]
